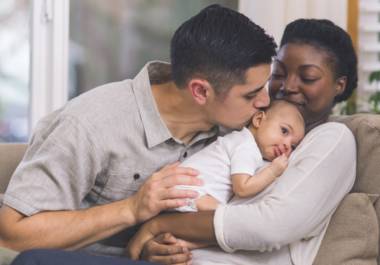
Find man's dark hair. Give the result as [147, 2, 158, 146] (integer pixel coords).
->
[280, 19, 358, 103]
[170, 4, 277, 93]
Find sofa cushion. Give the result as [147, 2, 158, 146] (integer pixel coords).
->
[313, 193, 379, 265]
[330, 114, 380, 264]
[0, 143, 27, 194]
[330, 114, 380, 194]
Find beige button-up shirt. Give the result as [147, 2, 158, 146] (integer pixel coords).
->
[4, 61, 218, 255]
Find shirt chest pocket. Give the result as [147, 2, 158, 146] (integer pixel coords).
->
[99, 166, 152, 202]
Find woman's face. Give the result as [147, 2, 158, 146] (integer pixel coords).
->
[269, 43, 345, 128]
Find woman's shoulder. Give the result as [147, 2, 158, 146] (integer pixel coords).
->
[304, 121, 355, 146]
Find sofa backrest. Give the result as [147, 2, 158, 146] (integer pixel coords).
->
[330, 114, 380, 195]
[330, 113, 380, 263]
[0, 143, 28, 194]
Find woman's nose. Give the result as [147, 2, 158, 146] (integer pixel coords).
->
[282, 75, 299, 94]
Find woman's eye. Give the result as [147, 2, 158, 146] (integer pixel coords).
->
[301, 77, 318, 84]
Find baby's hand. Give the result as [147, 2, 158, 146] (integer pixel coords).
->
[270, 154, 288, 177]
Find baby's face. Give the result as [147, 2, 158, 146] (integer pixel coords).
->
[254, 103, 305, 161]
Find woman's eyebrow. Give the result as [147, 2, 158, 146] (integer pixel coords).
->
[299, 64, 324, 73]
[273, 59, 287, 74]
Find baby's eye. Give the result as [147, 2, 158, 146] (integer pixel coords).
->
[281, 127, 289, 135]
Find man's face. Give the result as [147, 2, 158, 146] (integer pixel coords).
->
[207, 64, 271, 129]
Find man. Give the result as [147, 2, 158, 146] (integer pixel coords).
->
[0, 4, 276, 264]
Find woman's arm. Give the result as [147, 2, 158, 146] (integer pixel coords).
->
[136, 122, 356, 261]
[127, 211, 216, 259]
[214, 123, 356, 252]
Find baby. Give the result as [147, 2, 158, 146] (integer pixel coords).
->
[176, 100, 305, 212]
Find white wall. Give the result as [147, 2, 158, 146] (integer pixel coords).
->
[239, 0, 347, 45]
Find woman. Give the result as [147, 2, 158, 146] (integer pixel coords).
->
[125, 18, 358, 265]
[11, 18, 358, 265]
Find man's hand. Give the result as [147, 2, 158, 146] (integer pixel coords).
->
[128, 162, 202, 224]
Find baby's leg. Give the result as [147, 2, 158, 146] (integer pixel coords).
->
[195, 195, 220, 211]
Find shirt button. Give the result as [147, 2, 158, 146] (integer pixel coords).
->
[133, 173, 140, 180]
[183, 152, 188, 158]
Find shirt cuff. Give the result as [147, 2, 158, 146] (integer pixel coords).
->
[3, 193, 38, 216]
[214, 204, 235, 253]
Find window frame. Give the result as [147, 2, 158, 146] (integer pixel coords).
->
[30, 0, 69, 130]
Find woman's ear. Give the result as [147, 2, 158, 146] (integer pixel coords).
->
[335, 76, 347, 96]
[252, 111, 266, 128]
[188, 79, 213, 105]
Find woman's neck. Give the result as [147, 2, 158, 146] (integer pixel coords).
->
[305, 112, 330, 133]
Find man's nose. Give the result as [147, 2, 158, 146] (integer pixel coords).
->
[253, 86, 270, 109]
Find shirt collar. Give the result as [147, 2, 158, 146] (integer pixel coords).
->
[132, 61, 172, 148]
[132, 61, 219, 148]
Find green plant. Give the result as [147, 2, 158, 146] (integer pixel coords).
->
[368, 70, 380, 114]
[339, 90, 357, 115]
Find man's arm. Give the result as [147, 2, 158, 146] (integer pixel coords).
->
[0, 202, 133, 250]
[0, 164, 202, 251]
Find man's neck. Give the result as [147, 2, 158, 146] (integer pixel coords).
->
[152, 82, 214, 144]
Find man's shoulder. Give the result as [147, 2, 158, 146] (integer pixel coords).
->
[64, 80, 137, 121]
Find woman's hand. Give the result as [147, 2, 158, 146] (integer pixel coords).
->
[127, 211, 217, 263]
[140, 233, 211, 265]
[141, 233, 192, 265]
[127, 218, 211, 264]
[126, 220, 157, 260]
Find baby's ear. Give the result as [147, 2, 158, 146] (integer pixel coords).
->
[252, 111, 266, 128]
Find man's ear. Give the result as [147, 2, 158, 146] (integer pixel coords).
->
[188, 79, 213, 105]
[252, 111, 266, 128]
[335, 76, 347, 96]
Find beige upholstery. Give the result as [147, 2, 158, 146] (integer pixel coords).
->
[0, 143, 27, 194]
[0, 114, 379, 263]
[313, 193, 379, 265]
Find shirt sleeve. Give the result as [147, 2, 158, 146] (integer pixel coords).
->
[214, 122, 356, 252]
[227, 128, 263, 176]
[230, 139, 263, 176]
[3, 114, 105, 216]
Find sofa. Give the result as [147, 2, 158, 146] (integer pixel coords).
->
[0, 114, 379, 264]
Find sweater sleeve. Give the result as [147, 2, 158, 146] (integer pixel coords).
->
[214, 122, 356, 252]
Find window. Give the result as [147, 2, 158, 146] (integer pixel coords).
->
[358, 0, 380, 97]
[68, 0, 238, 97]
[0, 0, 30, 142]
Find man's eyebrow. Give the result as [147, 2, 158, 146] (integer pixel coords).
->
[244, 75, 271, 95]
[244, 85, 265, 95]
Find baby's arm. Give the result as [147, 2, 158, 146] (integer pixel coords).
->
[231, 154, 288, 198]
